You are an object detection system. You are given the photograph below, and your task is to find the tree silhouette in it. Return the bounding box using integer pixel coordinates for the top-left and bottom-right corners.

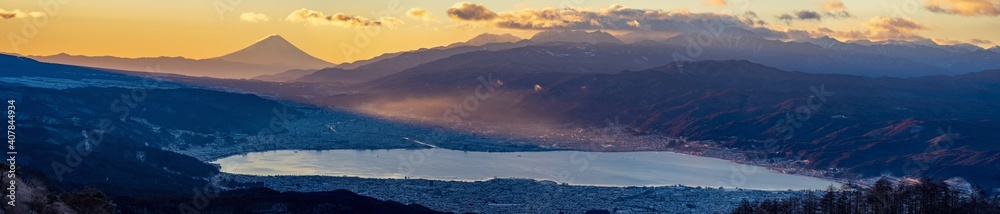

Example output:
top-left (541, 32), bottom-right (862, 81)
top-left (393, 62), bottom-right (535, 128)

top-left (731, 178), bottom-right (1000, 214)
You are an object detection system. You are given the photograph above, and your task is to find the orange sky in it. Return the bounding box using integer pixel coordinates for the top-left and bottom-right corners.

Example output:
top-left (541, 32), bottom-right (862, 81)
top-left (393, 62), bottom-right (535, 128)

top-left (1, 0), bottom-right (997, 64)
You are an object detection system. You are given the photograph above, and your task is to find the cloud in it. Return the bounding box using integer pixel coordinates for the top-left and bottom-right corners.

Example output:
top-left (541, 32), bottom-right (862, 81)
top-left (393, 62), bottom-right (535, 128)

top-left (778, 10), bottom-right (851, 23)
top-left (824, 11), bottom-right (852, 19)
top-left (627, 20), bottom-right (640, 28)
top-left (285, 8), bottom-right (403, 28)
top-left (446, 3), bottom-right (762, 34)
top-left (778, 10), bottom-right (823, 22)
top-left (240, 12), bottom-right (270, 23)
top-left (925, 0), bottom-right (1000, 16)
top-left (969, 38), bottom-right (993, 45)
top-left (407, 8), bottom-right (437, 21)
top-left (823, 0), bottom-right (846, 10)
top-left (865, 16), bottom-right (928, 34)
top-left (794, 10), bottom-right (823, 21)
top-left (739, 11), bottom-right (768, 26)
top-left (702, 0), bottom-right (727, 7)
top-left (447, 2), bottom-right (497, 21)
top-left (792, 16), bottom-right (931, 42)
top-left (0, 8), bottom-right (44, 19)
top-left (777, 14), bottom-right (795, 22)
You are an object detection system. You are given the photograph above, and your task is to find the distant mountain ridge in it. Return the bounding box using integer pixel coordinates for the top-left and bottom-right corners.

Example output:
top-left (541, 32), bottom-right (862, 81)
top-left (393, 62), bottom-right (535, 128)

top-left (294, 34), bottom-right (534, 84)
top-left (530, 30), bottom-right (624, 44)
top-left (330, 33), bottom-right (523, 71)
top-left (790, 36), bottom-right (1000, 74)
top-left (30, 35), bottom-right (333, 79)
top-left (30, 54), bottom-right (290, 79)
top-left (298, 28), bottom-right (999, 85)
top-left (444, 33), bottom-right (523, 48)
top-left (251, 69), bottom-right (318, 82)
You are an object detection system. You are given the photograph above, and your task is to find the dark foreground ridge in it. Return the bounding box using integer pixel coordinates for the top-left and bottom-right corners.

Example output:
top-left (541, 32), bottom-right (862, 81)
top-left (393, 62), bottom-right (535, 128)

top-left (116, 188), bottom-right (445, 214)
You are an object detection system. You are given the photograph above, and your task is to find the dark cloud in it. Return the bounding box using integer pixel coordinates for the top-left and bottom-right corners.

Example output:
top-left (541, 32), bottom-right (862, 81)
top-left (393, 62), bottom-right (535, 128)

top-left (447, 2), bottom-right (497, 21)
top-left (739, 11), bottom-right (767, 27)
top-left (795, 10), bottom-right (823, 21)
top-left (778, 10), bottom-right (852, 23)
top-left (970, 38), bottom-right (993, 45)
top-left (777, 11), bottom-right (822, 23)
top-left (777, 14), bottom-right (795, 22)
top-left (824, 11), bottom-right (852, 19)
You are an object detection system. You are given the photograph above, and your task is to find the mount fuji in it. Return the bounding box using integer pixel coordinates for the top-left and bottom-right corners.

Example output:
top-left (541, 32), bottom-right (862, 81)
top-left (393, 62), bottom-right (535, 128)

top-left (213, 35), bottom-right (334, 69)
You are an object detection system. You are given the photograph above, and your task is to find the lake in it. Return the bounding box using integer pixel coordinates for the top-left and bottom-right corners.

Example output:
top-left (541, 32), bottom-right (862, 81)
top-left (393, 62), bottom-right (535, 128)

top-left (212, 149), bottom-right (839, 190)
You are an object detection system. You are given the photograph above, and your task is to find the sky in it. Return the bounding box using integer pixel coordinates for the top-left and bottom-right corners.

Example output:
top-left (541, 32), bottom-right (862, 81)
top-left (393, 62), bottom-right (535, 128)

top-left (1, 0), bottom-right (998, 63)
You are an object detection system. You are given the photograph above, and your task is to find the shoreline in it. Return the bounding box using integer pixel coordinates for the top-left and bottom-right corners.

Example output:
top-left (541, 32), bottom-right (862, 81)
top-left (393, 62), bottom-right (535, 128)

top-left (209, 147), bottom-right (844, 191)
top-left (216, 173), bottom-right (809, 213)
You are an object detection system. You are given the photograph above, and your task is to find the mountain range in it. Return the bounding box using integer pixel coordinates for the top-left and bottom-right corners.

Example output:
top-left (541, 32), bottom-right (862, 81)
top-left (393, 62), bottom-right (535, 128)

top-left (288, 30), bottom-right (690, 84)
top-left (289, 29), bottom-right (998, 86)
top-left (530, 30), bottom-right (624, 44)
top-left (443, 33), bottom-right (523, 48)
top-left (29, 29), bottom-right (997, 82)
top-left (268, 30), bottom-right (649, 84)
top-left (292, 41), bottom-right (531, 84)
top-left (30, 35), bottom-right (334, 79)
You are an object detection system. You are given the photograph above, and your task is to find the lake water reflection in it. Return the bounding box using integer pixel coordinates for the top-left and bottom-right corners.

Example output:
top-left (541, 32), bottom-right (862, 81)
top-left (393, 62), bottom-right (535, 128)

top-left (212, 149), bottom-right (839, 190)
